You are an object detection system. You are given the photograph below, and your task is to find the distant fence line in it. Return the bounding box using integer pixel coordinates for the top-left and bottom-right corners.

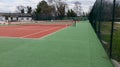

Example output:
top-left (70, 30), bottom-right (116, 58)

top-left (32, 14), bottom-right (88, 21)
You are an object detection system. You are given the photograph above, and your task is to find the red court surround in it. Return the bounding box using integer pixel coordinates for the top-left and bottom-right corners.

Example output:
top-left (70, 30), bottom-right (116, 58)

top-left (0, 25), bottom-right (67, 38)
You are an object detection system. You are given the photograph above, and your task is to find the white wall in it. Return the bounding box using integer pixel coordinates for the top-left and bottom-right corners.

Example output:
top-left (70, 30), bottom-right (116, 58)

top-left (18, 17), bottom-right (32, 22)
top-left (0, 16), bottom-right (32, 22)
top-left (0, 16), bottom-right (5, 21)
top-left (0, 16), bottom-right (8, 24)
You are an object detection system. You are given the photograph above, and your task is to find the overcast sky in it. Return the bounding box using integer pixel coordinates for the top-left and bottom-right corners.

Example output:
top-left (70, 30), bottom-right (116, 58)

top-left (0, 0), bottom-right (95, 13)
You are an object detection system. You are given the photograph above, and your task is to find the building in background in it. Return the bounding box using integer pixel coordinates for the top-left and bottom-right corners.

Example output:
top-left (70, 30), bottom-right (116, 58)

top-left (0, 13), bottom-right (32, 22)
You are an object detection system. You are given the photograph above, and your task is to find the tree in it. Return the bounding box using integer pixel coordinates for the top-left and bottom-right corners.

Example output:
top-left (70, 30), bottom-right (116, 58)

top-left (115, 2), bottom-right (120, 18)
top-left (16, 5), bottom-right (25, 13)
top-left (57, 2), bottom-right (66, 19)
top-left (35, 0), bottom-right (53, 15)
top-left (81, 12), bottom-right (88, 17)
top-left (27, 6), bottom-right (32, 14)
top-left (47, 0), bottom-right (67, 19)
top-left (67, 9), bottom-right (77, 17)
top-left (34, 0), bottom-right (55, 20)
top-left (102, 1), bottom-right (113, 21)
top-left (67, 10), bottom-right (71, 17)
top-left (74, 1), bottom-right (82, 16)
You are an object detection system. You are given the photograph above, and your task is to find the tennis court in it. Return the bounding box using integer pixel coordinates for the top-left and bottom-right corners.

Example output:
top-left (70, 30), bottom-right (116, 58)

top-left (0, 21), bottom-right (114, 67)
top-left (0, 21), bottom-right (71, 38)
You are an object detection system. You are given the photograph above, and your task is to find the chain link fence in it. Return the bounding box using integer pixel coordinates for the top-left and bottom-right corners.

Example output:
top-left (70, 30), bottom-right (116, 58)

top-left (89, 0), bottom-right (120, 62)
top-left (32, 13), bottom-right (88, 21)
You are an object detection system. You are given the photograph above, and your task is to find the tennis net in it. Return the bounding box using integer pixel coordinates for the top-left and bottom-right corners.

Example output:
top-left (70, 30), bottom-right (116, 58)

top-left (9, 20), bottom-right (76, 27)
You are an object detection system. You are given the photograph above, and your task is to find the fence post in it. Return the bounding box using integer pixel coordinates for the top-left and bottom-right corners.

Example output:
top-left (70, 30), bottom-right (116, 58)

top-left (98, 0), bottom-right (103, 39)
top-left (110, 0), bottom-right (116, 58)
top-left (94, 2), bottom-right (98, 33)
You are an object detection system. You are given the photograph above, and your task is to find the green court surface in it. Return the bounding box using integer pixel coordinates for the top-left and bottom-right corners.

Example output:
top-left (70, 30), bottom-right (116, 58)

top-left (0, 21), bottom-right (114, 67)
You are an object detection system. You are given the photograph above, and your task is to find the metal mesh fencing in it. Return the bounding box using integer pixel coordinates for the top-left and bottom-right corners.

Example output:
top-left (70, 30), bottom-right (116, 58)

top-left (89, 0), bottom-right (120, 61)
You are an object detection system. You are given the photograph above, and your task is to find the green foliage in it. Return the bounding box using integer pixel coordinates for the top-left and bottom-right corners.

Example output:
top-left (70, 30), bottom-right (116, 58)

top-left (101, 22), bottom-right (120, 61)
top-left (34, 0), bottom-right (56, 20)
top-left (34, 0), bottom-right (67, 20)
top-left (35, 0), bottom-right (53, 15)
top-left (67, 9), bottom-right (77, 17)
top-left (56, 3), bottom-right (66, 19)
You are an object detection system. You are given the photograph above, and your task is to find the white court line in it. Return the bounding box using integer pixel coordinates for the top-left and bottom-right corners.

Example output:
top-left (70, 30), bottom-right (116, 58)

top-left (0, 26), bottom-right (68, 39)
top-left (16, 26), bottom-right (51, 30)
top-left (16, 27), bottom-right (30, 29)
top-left (17, 26), bottom-right (52, 30)
top-left (0, 26), bottom-right (28, 30)
top-left (38, 26), bottom-right (68, 39)
top-left (22, 26), bottom-right (61, 38)
top-left (0, 26), bottom-right (52, 31)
